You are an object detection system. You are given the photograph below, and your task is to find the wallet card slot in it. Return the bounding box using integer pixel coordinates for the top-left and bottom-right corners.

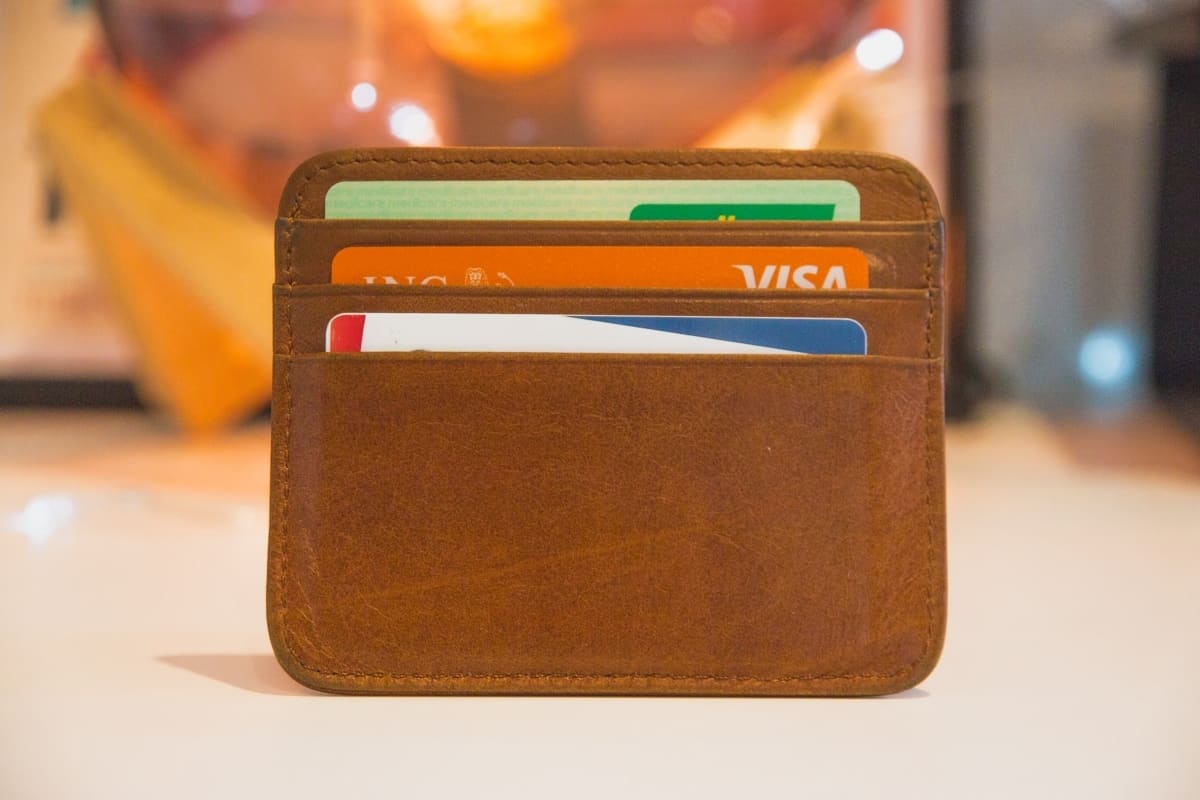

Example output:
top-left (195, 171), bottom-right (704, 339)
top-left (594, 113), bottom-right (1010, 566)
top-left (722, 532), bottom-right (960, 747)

top-left (279, 283), bottom-right (933, 299)
top-left (268, 350), bottom-right (945, 695)
top-left (278, 218), bottom-right (941, 291)
top-left (276, 289), bottom-right (939, 360)
top-left (277, 147), bottom-right (941, 224)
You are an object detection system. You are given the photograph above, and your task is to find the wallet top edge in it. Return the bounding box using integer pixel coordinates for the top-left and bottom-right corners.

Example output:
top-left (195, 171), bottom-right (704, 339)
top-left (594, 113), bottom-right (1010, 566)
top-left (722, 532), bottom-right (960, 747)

top-left (276, 147), bottom-right (942, 226)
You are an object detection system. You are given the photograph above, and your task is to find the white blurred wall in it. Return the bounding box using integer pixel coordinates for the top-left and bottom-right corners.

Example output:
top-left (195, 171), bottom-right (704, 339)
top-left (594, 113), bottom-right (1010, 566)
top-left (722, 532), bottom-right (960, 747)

top-left (972, 0), bottom-right (1159, 409)
top-left (0, 2), bottom-right (132, 377)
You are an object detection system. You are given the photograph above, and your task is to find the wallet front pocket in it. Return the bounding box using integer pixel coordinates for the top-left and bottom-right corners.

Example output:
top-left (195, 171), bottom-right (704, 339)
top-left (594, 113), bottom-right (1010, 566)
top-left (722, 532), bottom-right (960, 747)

top-left (281, 218), bottom-right (940, 290)
top-left (278, 286), bottom-right (938, 360)
top-left (268, 350), bottom-right (945, 695)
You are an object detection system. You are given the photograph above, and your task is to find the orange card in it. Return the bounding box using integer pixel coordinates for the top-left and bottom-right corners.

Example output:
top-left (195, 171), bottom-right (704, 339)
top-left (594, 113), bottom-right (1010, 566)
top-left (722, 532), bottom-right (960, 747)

top-left (331, 245), bottom-right (869, 290)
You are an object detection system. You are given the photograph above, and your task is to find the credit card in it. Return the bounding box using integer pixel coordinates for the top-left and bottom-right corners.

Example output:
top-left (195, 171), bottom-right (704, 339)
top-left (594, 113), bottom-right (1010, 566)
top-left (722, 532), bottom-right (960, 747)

top-left (324, 180), bottom-right (860, 221)
top-left (327, 313), bottom-right (867, 355)
top-left (332, 245), bottom-right (869, 290)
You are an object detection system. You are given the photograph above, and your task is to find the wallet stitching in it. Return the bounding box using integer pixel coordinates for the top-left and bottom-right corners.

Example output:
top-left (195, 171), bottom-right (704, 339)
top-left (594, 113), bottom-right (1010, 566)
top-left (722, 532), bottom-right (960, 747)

top-left (921, 193), bottom-right (938, 685)
top-left (275, 265), bottom-right (293, 664)
top-left (273, 153), bottom-right (941, 687)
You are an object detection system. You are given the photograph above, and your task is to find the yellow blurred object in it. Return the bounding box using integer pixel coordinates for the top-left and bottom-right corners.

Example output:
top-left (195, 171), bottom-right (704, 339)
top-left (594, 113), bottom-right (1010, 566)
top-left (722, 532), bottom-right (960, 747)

top-left (413, 0), bottom-right (574, 77)
top-left (697, 51), bottom-right (874, 149)
top-left (35, 73), bottom-right (273, 431)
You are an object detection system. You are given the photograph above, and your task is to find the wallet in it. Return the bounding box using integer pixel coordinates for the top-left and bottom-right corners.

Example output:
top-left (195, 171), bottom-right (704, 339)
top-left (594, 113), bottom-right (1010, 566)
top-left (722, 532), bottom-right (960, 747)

top-left (267, 148), bottom-right (946, 696)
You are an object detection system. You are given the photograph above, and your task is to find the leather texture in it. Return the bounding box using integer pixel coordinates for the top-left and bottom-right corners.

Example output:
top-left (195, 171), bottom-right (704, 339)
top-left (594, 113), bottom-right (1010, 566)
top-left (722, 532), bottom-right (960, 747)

top-left (268, 148), bottom-right (946, 696)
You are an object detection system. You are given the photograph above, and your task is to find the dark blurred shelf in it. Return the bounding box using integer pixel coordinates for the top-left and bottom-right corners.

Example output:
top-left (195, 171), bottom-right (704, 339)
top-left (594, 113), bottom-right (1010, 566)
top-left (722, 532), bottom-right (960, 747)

top-left (1116, 2), bottom-right (1200, 57)
top-left (1112, 2), bottom-right (1200, 426)
top-left (0, 378), bottom-right (143, 409)
top-left (1164, 392), bottom-right (1200, 440)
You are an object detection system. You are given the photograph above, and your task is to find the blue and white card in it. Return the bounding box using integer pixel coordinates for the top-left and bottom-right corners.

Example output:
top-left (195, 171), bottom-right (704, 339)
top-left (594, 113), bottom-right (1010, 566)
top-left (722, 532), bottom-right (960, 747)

top-left (327, 313), bottom-right (867, 355)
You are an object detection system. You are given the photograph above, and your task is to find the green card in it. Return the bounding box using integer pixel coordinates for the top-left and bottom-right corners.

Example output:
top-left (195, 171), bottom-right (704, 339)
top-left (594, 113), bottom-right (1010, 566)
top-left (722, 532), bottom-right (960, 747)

top-left (629, 203), bottom-right (836, 221)
top-left (324, 179), bottom-right (860, 221)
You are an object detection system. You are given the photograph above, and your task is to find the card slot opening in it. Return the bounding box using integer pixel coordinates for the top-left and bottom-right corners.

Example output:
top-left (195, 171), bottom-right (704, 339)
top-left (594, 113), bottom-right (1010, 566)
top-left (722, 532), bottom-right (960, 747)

top-left (278, 219), bottom-right (941, 290)
top-left (281, 351), bottom-right (938, 368)
top-left (277, 290), bottom-right (939, 360)
top-left (276, 147), bottom-right (942, 227)
top-left (279, 218), bottom-right (940, 234)
top-left (279, 220), bottom-right (940, 261)
top-left (276, 283), bottom-right (935, 302)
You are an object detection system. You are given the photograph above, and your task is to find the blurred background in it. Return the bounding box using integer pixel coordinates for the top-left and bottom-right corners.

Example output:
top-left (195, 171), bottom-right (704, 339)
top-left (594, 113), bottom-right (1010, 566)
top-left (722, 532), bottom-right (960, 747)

top-left (1, 0), bottom-right (1198, 460)
top-left (3, 5), bottom-right (1200, 791)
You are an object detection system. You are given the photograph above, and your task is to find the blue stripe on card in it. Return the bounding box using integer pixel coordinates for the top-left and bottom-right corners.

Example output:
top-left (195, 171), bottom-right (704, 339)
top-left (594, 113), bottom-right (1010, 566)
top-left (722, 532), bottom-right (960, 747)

top-left (571, 316), bottom-right (867, 355)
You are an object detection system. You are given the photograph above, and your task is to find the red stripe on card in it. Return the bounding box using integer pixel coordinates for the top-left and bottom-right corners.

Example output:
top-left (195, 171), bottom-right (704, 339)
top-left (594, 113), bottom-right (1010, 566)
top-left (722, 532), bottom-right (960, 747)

top-left (328, 313), bottom-right (366, 352)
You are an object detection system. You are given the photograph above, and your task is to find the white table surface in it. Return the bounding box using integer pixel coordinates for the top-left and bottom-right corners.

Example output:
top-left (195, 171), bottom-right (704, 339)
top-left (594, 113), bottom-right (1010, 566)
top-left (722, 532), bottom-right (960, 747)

top-left (2, 408), bottom-right (1198, 799)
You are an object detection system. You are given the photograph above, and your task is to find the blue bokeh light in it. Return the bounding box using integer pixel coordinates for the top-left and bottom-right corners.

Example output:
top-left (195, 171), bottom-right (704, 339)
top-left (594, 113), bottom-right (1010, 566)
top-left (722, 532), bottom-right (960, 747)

top-left (1078, 327), bottom-right (1139, 390)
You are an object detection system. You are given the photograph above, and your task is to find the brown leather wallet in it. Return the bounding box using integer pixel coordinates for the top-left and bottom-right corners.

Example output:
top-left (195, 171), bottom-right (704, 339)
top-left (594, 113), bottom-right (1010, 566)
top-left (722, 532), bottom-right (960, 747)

top-left (267, 148), bottom-right (946, 695)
